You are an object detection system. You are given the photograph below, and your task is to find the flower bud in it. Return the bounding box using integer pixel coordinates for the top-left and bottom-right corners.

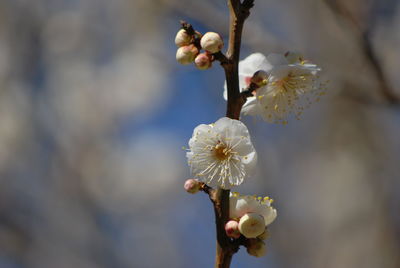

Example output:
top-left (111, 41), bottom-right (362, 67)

top-left (238, 213), bottom-right (265, 238)
top-left (194, 53), bottom-right (212, 70)
top-left (175, 29), bottom-right (191, 47)
top-left (251, 70), bottom-right (269, 87)
top-left (200, 32), bottom-right (223, 53)
top-left (246, 239), bottom-right (266, 257)
top-left (184, 178), bottom-right (200, 194)
top-left (176, 45), bottom-right (199, 65)
top-left (225, 220), bottom-right (241, 239)
top-left (257, 228), bottom-right (269, 240)
top-left (284, 51), bottom-right (304, 64)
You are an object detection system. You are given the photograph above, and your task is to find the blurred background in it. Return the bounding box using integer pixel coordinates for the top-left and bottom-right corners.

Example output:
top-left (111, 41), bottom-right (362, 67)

top-left (0, 0), bottom-right (399, 267)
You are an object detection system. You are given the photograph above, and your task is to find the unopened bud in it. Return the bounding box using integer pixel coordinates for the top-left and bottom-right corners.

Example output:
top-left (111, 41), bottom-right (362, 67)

top-left (194, 53), bottom-right (212, 70)
top-left (175, 29), bottom-right (192, 47)
top-left (176, 45), bottom-right (199, 65)
top-left (285, 51), bottom-right (304, 64)
top-left (225, 220), bottom-right (241, 239)
top-left (251, 70), bottom-right (269, 87)
top-left (246, 238), bottom-right (266, 257)
top-left (184, 178), bottom-right (201, 194)
top-left (238, 213), bottom-right (265, 238)
top-left (257, 228), bottom-right (269, 240)
top-left (200, 32), bottom-right (223, 53)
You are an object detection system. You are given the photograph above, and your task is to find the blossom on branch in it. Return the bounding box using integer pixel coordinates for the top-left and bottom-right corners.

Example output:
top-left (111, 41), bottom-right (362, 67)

top-left (229, 192), bottom-right (277, 227)
top-left (223, 52), bottom-right (326, 123)
top-left (186, 117), bottom-right (257, 189)
top-left (256, 54), bottom-right (323, 124)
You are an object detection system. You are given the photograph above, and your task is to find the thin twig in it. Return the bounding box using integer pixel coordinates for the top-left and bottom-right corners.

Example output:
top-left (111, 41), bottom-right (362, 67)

top-left (180, 20), bottom-right (202, 49)
top-left (213, 51), bottom-right (230, 65)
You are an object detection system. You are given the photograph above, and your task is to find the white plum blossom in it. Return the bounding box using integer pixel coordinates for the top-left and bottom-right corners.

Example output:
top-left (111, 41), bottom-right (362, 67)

top-left (229, 192), bottom-right (277, 226)
top-left (256, 53), bottom-right (323, 124)
top-left (223, 52), bottom-right (326, 123)
top-left (186, 117), bottom-right (257, 189)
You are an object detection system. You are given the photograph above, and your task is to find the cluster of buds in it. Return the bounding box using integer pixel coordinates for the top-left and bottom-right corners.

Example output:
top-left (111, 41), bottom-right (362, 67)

top-left (175, 22), bottom-right (223, 70)
top-left (225, 192), bottom-right (277, 257)
top-left (183, 183), bottom-right (276, 258)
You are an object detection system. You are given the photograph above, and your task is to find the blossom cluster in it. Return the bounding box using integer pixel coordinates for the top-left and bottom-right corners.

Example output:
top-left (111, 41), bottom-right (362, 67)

top-left (184, 117), bottom-right (276, 257)
top-left (175, 27), bottom-right (223, 70)
top-left (226, 192), bottom-right (277, 257)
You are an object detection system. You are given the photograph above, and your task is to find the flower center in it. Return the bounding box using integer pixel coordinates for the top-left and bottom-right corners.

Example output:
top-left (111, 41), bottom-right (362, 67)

top-left (213, 142), bottom-right (230, 161)
top-left (272, 72), bottom-right (307, 93)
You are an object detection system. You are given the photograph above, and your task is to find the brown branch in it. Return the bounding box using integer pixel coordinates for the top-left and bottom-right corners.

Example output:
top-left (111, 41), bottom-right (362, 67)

top-left (213, 51), bottom-right (230, 65)
top-left (180, 20), bottom-right (202, 50)
top-left (199, 184), bottom-right (244, 268)
top-left (211, 1), bottom-right (255, 267)
top-left (180, 20), bottom-right (196, 35)
top-left (324, 0), bottom-right (400, 104)
top-left (183, 1), bottom-right (255, 266)
top-left (240, 82), bottom-right (259, 98)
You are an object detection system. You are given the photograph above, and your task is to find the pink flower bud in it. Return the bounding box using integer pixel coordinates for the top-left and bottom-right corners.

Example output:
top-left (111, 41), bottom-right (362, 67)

top-left (176, 45), bottom-right (199, 65)
top-left (175, 29), bottom-right (191, 47)
top-left (250, 70), bottom-right (269, 87)
top-left (238, 213), bottom-right (265, 238)
top-left (225, 220), bottom-right (241, 239)
top-left (194, 53), bottom-right (212, 70)
top-left (200, 32), bottom-right (223, 53)
top-left (184, 178), bottom-right (200, 194)
top-left (246, 238), bottom-right (266, 257)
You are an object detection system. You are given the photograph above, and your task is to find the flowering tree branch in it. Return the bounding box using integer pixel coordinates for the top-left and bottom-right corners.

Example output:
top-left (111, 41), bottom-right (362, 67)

top-left (224, 0), bottom-right (254, 120)
top-left (182, 1), bottom-right (256, 267)
top-left (211, 1), bottom-right (254, 267)
top-left (179, 0), bottom-right (322, 266)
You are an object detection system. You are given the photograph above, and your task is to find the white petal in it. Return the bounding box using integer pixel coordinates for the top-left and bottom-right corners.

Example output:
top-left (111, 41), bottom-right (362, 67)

top-left (229, 195), bottom-right (240, 218)
top-left (239, 53), bottom-right (269, 75)
top-left (223, 82), bottom-right (228, 100)
top-left (213, 117), bottom-right (249, 139)
top-left (268, 65), bottom-right (292, 82)
top-left (241, 97), bottom-right (261, 115)
top-left (234, 196), bottom-right (258, 217)
top-left (191, 123), bottom-right (212, 137)
top-left (263, 208), bottom-right (277, 226)
top-left (242, 151), bottom-right (257, 177)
